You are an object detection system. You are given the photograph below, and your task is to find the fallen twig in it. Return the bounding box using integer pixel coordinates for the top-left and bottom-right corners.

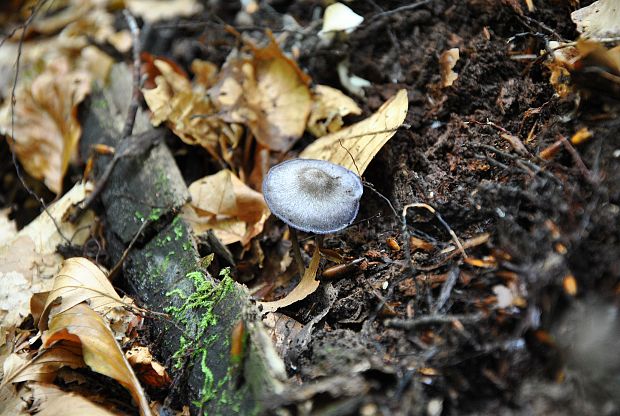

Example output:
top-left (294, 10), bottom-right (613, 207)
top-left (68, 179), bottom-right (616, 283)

top-left (69, 11), bottom-right (143, 222)
top-left (384, 312), bottom-right (484, 330)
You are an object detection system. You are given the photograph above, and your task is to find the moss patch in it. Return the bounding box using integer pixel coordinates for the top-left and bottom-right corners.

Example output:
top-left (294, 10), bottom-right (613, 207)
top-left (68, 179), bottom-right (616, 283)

top-left (165, 268), bottom-right (239, 410)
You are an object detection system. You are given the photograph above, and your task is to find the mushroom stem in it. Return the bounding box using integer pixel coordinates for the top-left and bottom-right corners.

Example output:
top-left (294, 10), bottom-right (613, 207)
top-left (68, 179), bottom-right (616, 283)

top-left (290, 228), bottom-right (306, 277)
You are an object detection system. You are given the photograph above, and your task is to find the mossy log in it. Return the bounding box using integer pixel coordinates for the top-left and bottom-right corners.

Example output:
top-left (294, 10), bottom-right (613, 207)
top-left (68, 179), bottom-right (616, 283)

top-left (78, 64), bottom-right (284, 415)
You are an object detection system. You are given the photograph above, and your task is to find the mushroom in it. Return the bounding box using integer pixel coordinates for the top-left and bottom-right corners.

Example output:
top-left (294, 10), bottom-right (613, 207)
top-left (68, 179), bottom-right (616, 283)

top-left (263, 158), bottom-right (363, 276)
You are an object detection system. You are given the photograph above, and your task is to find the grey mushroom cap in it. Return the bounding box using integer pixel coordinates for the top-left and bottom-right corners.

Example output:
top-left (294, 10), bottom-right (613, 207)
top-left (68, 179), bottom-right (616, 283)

top-left (263, 159), bottom-right (364, 234)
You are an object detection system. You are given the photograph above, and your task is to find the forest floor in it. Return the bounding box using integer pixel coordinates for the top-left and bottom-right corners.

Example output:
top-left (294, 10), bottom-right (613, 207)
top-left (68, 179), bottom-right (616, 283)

top-left (1, 1), bottom-right (619, 415)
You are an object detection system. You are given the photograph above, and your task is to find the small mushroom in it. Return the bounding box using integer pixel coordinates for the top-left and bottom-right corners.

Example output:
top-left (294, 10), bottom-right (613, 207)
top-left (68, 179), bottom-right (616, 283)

top-left (263, 158), bottom-right (363, 276)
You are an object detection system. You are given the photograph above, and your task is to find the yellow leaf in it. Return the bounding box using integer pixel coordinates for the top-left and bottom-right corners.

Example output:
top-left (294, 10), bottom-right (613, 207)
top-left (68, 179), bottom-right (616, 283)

top-left (259, 246), bottom-right (321, 313)
top-left (307, 85), bottom-right (362, 137)
top-left (185, 170), bottom-right (270, 246)
top-left (43, 303), bottom-right (151, 416)
top-left (300, 89), bottom-right (408, 175)
top-left (0, 57), bottom-right (91, 194)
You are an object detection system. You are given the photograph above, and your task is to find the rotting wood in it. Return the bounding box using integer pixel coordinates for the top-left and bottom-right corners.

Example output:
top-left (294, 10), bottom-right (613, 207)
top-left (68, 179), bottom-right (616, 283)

top-left (78, 64), bottom-right (284, 415)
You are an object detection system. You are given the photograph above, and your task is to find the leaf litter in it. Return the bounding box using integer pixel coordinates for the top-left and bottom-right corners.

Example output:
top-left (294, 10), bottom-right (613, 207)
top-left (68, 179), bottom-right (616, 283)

top-left (3, 0), bottom-right (620, 414)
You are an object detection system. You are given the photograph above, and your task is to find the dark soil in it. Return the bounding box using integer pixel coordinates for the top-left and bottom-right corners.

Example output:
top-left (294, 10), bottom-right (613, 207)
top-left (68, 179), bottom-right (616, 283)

top-left (242, 1), bottom-right (619, 414)
top-left (3, 0), bottom-right (619, 415)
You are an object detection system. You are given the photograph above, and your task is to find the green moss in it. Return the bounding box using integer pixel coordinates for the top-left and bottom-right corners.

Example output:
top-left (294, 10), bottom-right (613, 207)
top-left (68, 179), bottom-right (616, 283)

top-left (135, 207), bottom-right (163, 223)
top-left (165, 269), bottom-right (238, 410)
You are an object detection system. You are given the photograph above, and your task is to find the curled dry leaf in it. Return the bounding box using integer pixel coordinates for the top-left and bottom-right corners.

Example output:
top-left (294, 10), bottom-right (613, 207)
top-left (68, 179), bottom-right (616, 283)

top-left (40, 258), bottom-right (129, 332)
top-left (125, 346), bottom-right (171, 389)
top-left (185, 170), bottom-right (270, 246)
top-left (0, 57), bottom-right (91, 194)
top-left (0, 182), bottom-right (95, 331)
top-left (28, 382), bottom-right (117, 416)
top-left (259, 246), bottom-right (321, 313)
top-left (300, 89), bottom-right (409, 175)
top-left (2, 344), bottom-right (84, 386)
top-left (42, 303), bottom-right (151, 416)
top-left (571, 0), bottom-right (620, 39)
top-left (211, 34), bottom-right (312, 152)
top-left (142, 59), bottom-right (242, 152)
top-left (439, 48), bottom-right (460, 87)
top-left (307, 85), bottom-right (362, 137)
top-left (39, 257), bottom-right (135, 336)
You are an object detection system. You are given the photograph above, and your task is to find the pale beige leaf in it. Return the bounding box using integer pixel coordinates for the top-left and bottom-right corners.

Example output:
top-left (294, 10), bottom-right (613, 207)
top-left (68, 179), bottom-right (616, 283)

top-left (0, 208), bottom-right (17, 241)
top-left (28, 382), bottom-right (117, 416)
top-left (0, 57), bottom-right (91, 194)
top-left (439, 48), bottom-right (460, 87)
top-left (259, 246), bottom-right (321, 313)
top-left (572, 0), bottom-right (620, 38)
top-left (186, 170), bottom-right (271, 245)
top-left (300, 89), bottom-right (409, 175)
top-left (40, 258), bottom-right (126, 331)
top-left (0, 383), bottom-right (28, 416)
top-left (0, 182), bottom-right (95, 330)
top-left (43, 303), bottom-right (151, 416)
top-left (126, 0), bottom-right (203, 23)
top-left (307, 85), bottom-right (362, 137)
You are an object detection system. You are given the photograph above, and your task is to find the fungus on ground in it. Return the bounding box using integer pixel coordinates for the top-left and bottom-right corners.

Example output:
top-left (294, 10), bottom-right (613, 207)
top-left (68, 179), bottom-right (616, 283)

top-left (262, 158), bottom-right (363, 276)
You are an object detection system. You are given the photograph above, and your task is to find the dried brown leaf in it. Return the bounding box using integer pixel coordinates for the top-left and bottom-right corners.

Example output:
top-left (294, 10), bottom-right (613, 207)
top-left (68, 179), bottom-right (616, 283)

top-left (259, 246), bottom-right (321, 313)
top-left (28, 382), bottom-right (117, 416)
top-left (186, 170), bottom-right (270, 245)
top-left (0, 183), bottom-right (95, 330)
top-left (43, 303), bottom-right (151, 416)
top-left (0, 57), bottom-right (90, 193)
top-left (212, 36), bottom-right (312, 152)
top-left (143, 59), bottom-right (241, 151)
top-left (300, 89), bottom-right (408, 175)
top-left (2, 344), bottom-right (84, 386)
top-left (40, 258), bottom-right (127, 331)
top-left (125, 346), bottom-right (171, 389)
top-left (307, 85), bottom-right (362, 137)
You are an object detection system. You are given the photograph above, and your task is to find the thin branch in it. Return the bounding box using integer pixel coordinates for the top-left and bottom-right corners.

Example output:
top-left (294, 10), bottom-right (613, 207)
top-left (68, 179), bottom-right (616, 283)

top-left (121, 10), bottom-right (142, 138)
top-left (385, 312), bottom-right (484, 330)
